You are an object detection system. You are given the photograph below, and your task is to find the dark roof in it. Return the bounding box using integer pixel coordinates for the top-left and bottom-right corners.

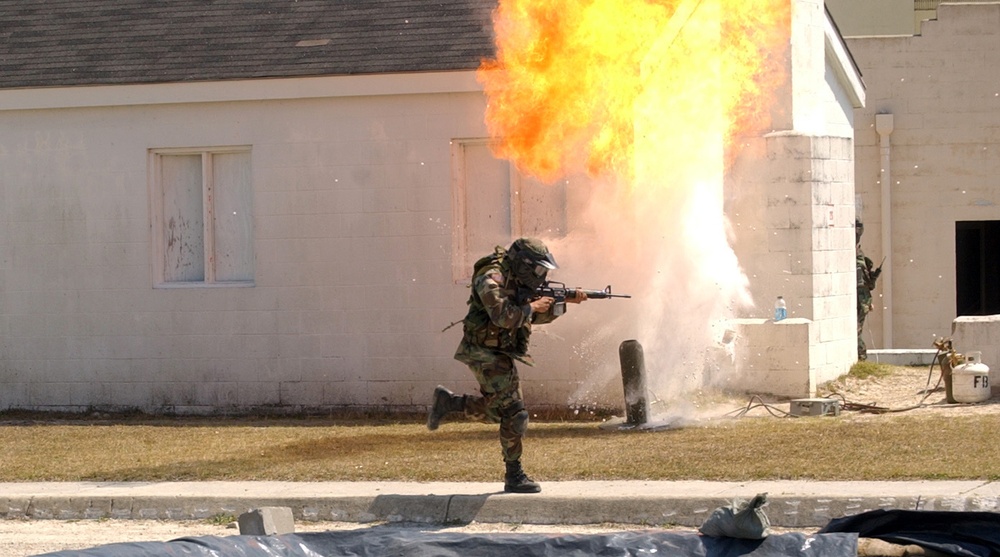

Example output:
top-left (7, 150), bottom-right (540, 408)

top-left (0, 0), bottom-right (497, 89)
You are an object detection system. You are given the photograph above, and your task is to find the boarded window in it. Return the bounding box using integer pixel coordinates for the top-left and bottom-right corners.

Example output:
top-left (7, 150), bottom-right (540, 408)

top-left (450, 139), bottom-right (567, 282)
top-left (151, 147), bottom-right (253, 286)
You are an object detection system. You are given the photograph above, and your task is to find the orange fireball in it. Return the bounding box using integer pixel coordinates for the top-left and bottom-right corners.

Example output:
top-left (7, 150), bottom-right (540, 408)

top-left (478, 0), bottom-right (789, 186)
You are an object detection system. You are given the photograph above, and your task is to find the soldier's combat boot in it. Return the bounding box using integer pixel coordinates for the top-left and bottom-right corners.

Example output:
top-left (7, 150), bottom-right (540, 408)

top-left (504, 460), bottom-right (541, 494)
top-left (426, 386), bottom-right (464, 431)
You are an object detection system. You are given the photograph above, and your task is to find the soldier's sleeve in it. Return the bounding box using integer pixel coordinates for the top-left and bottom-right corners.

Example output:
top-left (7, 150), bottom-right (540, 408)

top-left (865, 272), bottom-right (879, 290)
top-left (531, 307), bottom-right (559, 325)
top-left (474, 269), bottom-right (531, 330)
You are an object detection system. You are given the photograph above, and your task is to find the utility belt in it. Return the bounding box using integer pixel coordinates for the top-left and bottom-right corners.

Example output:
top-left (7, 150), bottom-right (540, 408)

top-left (466, 321), bottom-right (528, 354)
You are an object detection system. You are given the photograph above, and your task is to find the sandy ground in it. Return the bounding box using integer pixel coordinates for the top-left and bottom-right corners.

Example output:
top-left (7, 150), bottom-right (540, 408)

top-left (651, 363), bottom-right (999, 424)
top-left (1, 519), bottom-right (237, 557)
top-left (816, 363), bottom-right (1000, 418)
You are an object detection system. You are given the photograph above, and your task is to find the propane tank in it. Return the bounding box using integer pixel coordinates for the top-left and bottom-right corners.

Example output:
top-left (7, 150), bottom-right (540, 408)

top-left (952, 351), bottom-right (991, 403)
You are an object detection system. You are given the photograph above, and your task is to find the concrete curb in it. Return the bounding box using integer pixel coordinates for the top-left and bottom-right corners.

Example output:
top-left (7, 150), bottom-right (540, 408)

top-left (2, 481), bottom-right (998, 528)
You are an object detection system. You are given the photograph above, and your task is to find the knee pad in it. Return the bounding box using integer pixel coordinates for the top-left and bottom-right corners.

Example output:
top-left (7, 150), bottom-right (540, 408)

top-left (509, 409), bottom-right (529, 435)
top-left (501, 401), bottom-right (529, 435)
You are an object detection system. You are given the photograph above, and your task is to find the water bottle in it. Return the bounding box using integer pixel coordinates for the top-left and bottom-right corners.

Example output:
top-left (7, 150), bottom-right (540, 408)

top-left (774, 296), bottom-right (787, 321)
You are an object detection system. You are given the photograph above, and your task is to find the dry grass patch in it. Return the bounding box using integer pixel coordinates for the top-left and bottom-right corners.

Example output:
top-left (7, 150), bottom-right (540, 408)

top-left (2, 410), bottom-right (999, 482)
top-left (848, 361), bottom-right (894, 380)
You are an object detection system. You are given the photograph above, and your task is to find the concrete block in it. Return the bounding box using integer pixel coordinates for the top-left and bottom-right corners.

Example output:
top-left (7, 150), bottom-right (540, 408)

top-left (238, 506), bottom-right (295, 535)
top-left (951, 315), bottom-right (1000, 396)
top-left (725, 318), bottom-right (815, 397)
top-left (866, 349), bottom-right (939, 367)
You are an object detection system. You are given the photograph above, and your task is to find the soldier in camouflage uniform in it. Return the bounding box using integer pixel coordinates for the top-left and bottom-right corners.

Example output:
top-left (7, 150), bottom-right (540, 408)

top-left (427, 238), bottom-right (587, 493)
top-left (856, 219), bottom-right (881, 361)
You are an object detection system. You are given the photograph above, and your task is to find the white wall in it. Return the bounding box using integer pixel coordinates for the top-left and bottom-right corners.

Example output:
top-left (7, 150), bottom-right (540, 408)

top-left (721, 0), bottom-right (860, 394)
top-left (0, 72), bottom-right (628, 413)
top-left (847, 2), bottom-right (1000, 350)
top-left (0, 77), bottom-right (498, 413)
top-left (728, 132), bottom-right (857, 393)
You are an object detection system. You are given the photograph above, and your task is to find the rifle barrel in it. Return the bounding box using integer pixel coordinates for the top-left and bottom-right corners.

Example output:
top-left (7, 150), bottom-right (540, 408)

top-left (580, 287), bottom-right (631, 299)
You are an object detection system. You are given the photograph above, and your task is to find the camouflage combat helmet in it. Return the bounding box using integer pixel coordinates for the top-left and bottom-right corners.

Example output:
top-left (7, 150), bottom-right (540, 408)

top-left (507, 237), bottom-right (557, 289)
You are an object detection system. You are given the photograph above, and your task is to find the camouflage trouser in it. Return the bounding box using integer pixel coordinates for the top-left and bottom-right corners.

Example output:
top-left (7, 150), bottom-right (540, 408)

top-left (857, 305), bottom-right (869, 361)
top-left (463, 354), bottom-right (527, 463)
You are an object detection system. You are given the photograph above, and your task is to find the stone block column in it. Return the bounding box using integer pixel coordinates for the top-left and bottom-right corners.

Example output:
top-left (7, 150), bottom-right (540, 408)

top-left (727, 132), bottom-right (856, 395)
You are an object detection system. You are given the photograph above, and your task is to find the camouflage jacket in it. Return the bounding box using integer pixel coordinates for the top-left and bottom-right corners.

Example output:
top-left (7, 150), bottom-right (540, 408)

top-left (857, 249), bottom-right (878, 311)
top-left (454, 248), bottom-right (559, 367)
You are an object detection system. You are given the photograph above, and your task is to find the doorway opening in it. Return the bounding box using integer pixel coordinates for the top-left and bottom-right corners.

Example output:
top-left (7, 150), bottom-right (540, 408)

top-left (955, 220), bottom-right (1000, 316)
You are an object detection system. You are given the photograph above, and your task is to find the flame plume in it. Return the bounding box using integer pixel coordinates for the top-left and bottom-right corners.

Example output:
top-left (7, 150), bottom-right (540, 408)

top-left (479, 0), bottom-right (789, 184)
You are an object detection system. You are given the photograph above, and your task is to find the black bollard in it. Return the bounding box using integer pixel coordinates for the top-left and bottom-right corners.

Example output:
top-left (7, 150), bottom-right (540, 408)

top-left (618, 340), bottom-right (649, 426)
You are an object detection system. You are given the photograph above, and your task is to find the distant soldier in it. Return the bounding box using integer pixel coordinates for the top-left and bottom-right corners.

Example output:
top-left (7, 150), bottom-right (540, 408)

top-left (856, 219), bottom-right (881, 360)
top-left (428, 238), bottom-right (587, 493)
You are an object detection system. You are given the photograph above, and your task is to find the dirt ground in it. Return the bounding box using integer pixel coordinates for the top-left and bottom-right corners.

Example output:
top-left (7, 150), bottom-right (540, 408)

top-left (658, 363), bottom-right (999, 424)
top-left (815, 363), bottom-right (1000, 418)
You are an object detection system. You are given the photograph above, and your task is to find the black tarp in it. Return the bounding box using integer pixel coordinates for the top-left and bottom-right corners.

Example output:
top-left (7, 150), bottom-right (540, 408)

top-left (38, 510), bottom-right (1000, 557)
top-left (819, 509), bottom-right (1000, 557)
top-left (36, 527), bottom-right (857, 557)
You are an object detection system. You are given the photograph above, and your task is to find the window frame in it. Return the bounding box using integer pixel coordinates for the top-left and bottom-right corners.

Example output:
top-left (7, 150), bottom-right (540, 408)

top-left (450, 138), bottom-right (572, 284)
top-left (449, 138), bottom-right (523, 284)
top-left (148, 145), bottom-right (254, 288)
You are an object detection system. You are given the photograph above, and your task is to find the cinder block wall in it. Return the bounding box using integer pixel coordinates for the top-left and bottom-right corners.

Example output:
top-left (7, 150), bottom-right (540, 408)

top-left (721, 0), bottom-right (859, 397)
top-left (847, 3), bottom-right (1000, 349)
top-left (0, 89), bottom-right (487, 413)
top-left (728, 133), bottom-right (856, 395)
top-left (724, 318), bottom-right (815, 397)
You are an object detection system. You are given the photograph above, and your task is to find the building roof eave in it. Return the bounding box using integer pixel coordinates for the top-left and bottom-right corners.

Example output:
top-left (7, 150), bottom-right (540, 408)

top-left (825, 6), bottom-right (866, 109)
top-left (0, 70), bottom-right (485, 112)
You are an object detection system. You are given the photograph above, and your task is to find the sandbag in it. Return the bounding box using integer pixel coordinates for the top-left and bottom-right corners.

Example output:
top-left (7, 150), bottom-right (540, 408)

top-left (699, 492), bottom-right (771, 539)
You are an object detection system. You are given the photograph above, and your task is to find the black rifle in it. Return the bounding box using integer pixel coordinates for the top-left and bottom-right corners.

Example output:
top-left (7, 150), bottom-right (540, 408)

top-left (872, 256), bottom-right (886, 281)
top-left (535, 280), bottom-right (631, 316)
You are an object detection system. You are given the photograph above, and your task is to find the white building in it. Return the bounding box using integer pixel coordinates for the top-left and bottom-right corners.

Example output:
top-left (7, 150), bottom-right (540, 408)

top-left (0, 0), bottom-right (862, 414)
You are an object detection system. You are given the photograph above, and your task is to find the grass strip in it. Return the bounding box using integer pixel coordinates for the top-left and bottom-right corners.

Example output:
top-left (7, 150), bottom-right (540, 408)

top-left (1, 412), bottom-right (997, 482)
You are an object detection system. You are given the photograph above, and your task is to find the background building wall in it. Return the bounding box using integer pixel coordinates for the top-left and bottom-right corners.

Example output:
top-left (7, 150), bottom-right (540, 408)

top-left (825, 0), bottom-right (915, 37)
top-left (728, 132), bottom-right (856, 394)
top-left (847, 2), bottom-right (1000, 351)
top-left (826, 0), bottom-right (1000, 38)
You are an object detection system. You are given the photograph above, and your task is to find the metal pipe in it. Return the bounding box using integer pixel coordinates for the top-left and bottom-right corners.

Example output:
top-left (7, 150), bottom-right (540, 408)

top-left (875, 113), bottom-right (894, 348)
top-left (618, 340), bottom-right (649, 426)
